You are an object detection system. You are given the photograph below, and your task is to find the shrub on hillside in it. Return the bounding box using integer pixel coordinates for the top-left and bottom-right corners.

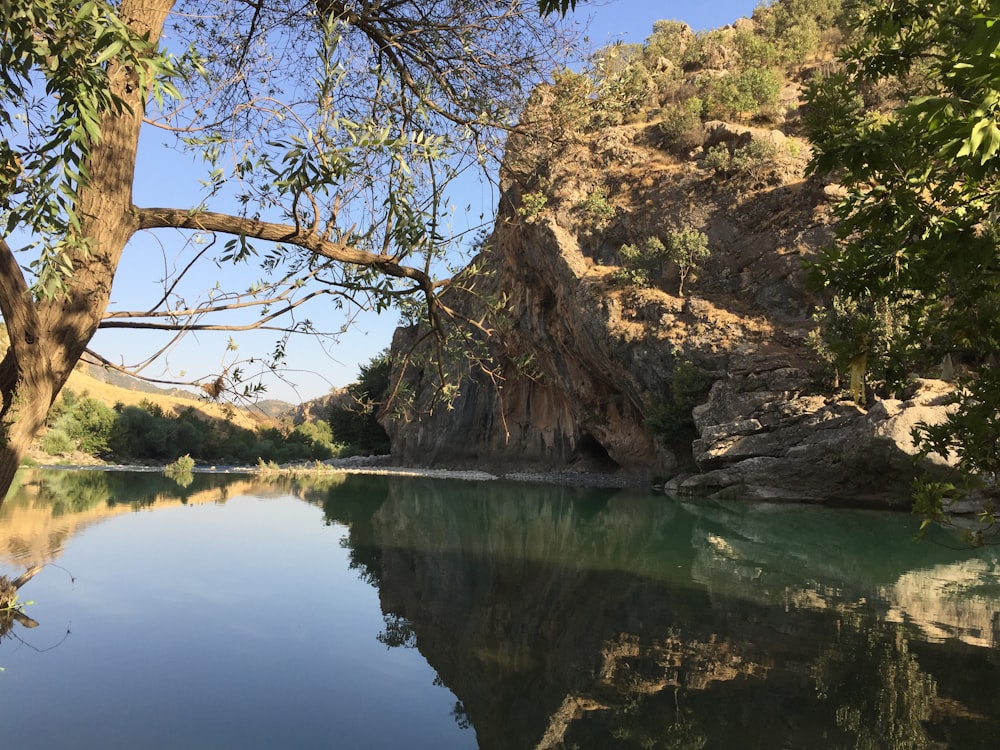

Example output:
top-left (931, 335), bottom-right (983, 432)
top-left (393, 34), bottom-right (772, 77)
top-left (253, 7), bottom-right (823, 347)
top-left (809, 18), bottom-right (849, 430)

top-left (647, 360), bottom-right (714, 440)
top-left (41, 428), bottom-right (74, 456)
top-left (752, 0), bottom-right (846, 64)
top-left (656, 100), bottom-right (704, 154)
top-left (703, 138), bottom-right (781, 187)
top-left (666, 227), bottom-right (711, 297)
top-left (591, 43), bottom-right (654, 126)
top-left (700, 67), bottom-right (781, 121)
top-left (644, 19), bottom-right (693, 68)
top-left (614, 236), bottom-right (669, 287)
top-left (681, 27), bottom-right (736, 71)
top-left (545, 67), bottom-right (595, 135)
top-left (579, 188), bottom-right (616, 230)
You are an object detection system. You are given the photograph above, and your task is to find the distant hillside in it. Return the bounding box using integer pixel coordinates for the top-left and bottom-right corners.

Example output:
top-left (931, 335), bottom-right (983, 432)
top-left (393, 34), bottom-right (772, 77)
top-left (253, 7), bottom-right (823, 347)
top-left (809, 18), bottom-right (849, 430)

top-left (80, 362), bottom-right (205, 400)
top-left (254, 399), bottom-right (299, 420)
top-left (62, 363), bottom-right (277, 432)
top-left (289, 388), bottom-right (352, 425)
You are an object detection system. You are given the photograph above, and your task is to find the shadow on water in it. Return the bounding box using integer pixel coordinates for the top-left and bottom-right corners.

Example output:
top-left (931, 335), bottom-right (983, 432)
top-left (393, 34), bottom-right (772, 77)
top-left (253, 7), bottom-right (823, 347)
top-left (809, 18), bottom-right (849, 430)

top-left (2, 469), bottom-right (999, 748)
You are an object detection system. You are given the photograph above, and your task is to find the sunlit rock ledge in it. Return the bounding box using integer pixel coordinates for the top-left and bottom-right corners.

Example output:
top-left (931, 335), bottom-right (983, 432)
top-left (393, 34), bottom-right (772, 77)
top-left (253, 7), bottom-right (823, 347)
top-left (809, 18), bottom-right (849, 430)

top-left (670, 375), bottom-right (960, 505)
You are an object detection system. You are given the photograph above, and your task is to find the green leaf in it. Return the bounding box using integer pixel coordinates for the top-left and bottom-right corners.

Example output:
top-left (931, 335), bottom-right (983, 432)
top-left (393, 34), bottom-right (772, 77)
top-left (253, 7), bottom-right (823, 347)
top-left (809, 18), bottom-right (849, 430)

top-left (94, 39), bottom-right (124, 64)
top-left (75, 1), bottom-right (97, 22)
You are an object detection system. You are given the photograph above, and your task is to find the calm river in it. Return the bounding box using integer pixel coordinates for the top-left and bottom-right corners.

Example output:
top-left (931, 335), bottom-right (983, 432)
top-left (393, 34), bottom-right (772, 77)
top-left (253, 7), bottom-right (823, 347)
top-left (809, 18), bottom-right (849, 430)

top-left (1, 469), bottom-right (998, 749)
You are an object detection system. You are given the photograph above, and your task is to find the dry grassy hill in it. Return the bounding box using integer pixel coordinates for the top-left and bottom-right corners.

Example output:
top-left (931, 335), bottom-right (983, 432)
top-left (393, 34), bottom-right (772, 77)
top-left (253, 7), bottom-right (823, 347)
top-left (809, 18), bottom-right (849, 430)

top-left (62, 364), bottom-right (277, 431)
top-left (17, 363), bottom-right (285, 465)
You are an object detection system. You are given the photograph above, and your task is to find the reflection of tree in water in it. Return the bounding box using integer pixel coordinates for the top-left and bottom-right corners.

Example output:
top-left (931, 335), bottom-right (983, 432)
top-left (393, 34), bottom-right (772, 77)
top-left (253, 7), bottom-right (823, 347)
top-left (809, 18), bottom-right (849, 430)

top-left (28, 470), bottom-right (238, 512)
top-left (321, 475), bottom-right (390, 588)
top-left (813, 618), bottom-right (937, 750)
top-left (377, 613), bottom-right (417, 649)
top-left (608, 686), bottom-right (706, 750)
top-left (36, 471), bottom-right (112, 515)
top-left (1, 567), bottom-right (41, 646)
top-left (314, 475), bottom-right (1000, 748)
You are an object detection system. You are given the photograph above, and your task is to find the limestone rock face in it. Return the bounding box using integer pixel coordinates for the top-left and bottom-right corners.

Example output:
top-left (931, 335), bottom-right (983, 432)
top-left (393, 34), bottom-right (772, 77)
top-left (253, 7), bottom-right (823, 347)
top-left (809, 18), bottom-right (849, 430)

top-left (385, 217), bottom-right (668, 474)
top-left (382, 113), bottom-right (960, 505)
top-left (674, 367), bottom-right (957, 505)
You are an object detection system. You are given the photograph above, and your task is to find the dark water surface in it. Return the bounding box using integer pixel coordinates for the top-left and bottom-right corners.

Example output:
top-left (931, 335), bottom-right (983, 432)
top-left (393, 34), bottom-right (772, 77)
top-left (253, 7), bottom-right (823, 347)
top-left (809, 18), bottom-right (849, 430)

top-left (1, 469), bottom-right (998, 749)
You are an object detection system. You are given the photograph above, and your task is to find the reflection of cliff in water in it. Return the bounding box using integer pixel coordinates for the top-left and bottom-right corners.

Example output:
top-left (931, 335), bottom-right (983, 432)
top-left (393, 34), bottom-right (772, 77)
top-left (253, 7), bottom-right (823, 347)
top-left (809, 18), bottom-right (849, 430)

top-left (324, 477), bottom-right (1000, 749)
top-left (684, 502), bottom-right (1000, 650)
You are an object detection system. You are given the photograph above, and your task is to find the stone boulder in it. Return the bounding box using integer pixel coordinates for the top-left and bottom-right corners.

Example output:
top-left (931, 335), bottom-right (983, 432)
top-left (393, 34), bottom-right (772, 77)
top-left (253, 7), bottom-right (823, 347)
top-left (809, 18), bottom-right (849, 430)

top-left (669, 369), bottom-right (957, 505)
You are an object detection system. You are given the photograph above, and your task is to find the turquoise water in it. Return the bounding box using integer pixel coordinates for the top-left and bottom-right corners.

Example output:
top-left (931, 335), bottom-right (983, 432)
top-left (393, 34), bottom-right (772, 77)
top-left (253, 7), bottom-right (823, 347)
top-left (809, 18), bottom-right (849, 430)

top-left (1, 469), bottom-right (998, 749)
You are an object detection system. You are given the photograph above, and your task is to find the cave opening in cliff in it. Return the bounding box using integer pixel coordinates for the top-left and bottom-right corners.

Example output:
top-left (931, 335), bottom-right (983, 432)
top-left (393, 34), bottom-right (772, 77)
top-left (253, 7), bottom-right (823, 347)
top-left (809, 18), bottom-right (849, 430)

top-left (571, 432), bottom-right (620, 472)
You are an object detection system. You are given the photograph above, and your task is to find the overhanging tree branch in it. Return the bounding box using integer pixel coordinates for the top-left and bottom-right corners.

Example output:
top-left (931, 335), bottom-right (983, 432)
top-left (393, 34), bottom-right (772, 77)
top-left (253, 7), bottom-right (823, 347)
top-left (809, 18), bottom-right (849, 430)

top-left (135, 206), bottom-right (442, 292)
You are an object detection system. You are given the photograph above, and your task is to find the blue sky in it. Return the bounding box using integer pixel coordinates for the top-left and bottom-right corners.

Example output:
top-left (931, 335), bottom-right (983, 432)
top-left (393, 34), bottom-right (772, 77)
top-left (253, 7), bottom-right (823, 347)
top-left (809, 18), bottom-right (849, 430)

top-left (578, 0), bottom-right (762, 44)
top-left (92, 0), bottom-right (763, 405)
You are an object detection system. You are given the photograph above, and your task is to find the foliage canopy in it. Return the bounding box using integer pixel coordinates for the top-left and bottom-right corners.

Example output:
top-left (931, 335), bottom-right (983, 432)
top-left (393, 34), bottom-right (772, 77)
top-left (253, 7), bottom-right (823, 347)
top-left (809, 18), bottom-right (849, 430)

top-left (806, 0), bottom-right (1000, 535)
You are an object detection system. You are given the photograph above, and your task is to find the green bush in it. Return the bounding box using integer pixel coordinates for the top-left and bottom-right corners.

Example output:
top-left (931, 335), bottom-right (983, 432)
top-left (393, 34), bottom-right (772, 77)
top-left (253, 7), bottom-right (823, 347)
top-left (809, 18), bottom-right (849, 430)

top-left (752, 0), bottom-right (846, 63)
top-left (545, 67), bottom-right (595, 134)
top-left (703, 138), bottom-right (780, 185)
top-left (328, 351), bottom-right (392, 454)
top-left (293, 419), bottom-right (339, 458)
top-left (579, 188), bottom-right (616, 230)
top-left (47, 393), bottom-right (116, 454)
top-left (166, 454), bottom-right (196, 473)
top-left (614, 236), bottom-right (669, 287)
top-left (734, 25), bottom-right (779, 68)
top-left (644, 20), bottom-right (693, 68)
top-left (164, 454), bottom-right (196, 488)
top-left (592, 44), bottom-right (653, 125)
top-left (808, 294), bottom-right (910, 402)
top-left (517, 190), bottom-right (548, 222)
top-left (666, 227), bottom-right (711, 297)
top-left (109, 404), bottom-right (172, 458)
top-left (647, 360), bottom-right (714, 439)
top-left (656, 100), bottom-right (704, 153)
top-left (681, 28), bottom-right (734, 71)
top-left (701, 67), bottom-right (781, 121)
top-left (41, 428), bottom-right (74, 456)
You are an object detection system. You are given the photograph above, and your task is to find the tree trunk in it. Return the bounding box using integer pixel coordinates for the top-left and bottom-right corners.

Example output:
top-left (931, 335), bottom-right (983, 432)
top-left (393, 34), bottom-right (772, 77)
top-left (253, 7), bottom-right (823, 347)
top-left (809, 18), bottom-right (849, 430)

top-left (0, 0), bottom-right (173, 503)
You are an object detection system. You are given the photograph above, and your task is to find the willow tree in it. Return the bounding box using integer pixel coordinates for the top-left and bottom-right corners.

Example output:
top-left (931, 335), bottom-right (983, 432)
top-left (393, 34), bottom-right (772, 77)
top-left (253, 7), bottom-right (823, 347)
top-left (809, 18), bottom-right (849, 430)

top-left (0, 0), bottom-right (571, 498)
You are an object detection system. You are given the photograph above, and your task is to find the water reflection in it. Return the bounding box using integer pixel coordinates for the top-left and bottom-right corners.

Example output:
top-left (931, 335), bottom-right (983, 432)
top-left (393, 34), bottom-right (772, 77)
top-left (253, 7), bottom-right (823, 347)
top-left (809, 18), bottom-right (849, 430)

top-left (1, 469), bottom-right (999, 749)
top-left (322, 476), bottom-right (1000, 749)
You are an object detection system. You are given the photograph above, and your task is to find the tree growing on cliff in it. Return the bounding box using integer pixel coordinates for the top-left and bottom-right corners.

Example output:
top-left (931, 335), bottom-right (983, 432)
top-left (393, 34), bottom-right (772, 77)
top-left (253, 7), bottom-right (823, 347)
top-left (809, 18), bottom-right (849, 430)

top-left (806, 0), bottom-right (1000, 535)
top-left (0, 0), bottom-right (569, 500)
top-left (666, 227), bottom-right (710, 297)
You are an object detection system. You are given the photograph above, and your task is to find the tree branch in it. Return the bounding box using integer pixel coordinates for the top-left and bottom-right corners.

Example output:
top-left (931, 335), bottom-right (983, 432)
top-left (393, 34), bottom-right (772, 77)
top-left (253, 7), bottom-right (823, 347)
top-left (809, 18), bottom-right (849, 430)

top-left (135, 206), bottom-right (443, 292)
top-left (99, 288), bottom-right (333, 332)
top-left (0, 237), bottom-right (43, 403)
top-left (0, 237), bottom-right (39, 360)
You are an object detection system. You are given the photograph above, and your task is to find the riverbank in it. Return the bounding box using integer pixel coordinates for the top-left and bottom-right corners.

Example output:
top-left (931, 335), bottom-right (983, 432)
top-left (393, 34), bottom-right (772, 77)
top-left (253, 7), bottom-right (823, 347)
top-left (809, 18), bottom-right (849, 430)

top-left (26, 452), bottom-right (652, 490)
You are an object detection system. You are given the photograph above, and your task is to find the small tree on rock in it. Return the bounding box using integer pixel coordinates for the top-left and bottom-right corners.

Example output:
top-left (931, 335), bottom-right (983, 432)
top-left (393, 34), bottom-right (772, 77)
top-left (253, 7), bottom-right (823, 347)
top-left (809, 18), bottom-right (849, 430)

top-left (666, 228), bottom-right (710, 297)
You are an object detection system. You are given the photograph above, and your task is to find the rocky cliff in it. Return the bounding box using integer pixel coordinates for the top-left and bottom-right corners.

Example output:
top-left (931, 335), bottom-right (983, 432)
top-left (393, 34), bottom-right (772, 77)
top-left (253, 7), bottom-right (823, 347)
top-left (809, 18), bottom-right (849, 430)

top-left (383, 35), bottom-right (957, 506)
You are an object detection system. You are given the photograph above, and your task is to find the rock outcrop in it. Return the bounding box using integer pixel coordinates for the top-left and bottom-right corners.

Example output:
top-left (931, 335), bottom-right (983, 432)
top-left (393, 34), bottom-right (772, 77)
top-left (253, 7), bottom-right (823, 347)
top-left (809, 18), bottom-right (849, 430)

top-left (382, 107), bottom-right (958, 506)
top-left (675, 367), bottom-right (956, 505)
